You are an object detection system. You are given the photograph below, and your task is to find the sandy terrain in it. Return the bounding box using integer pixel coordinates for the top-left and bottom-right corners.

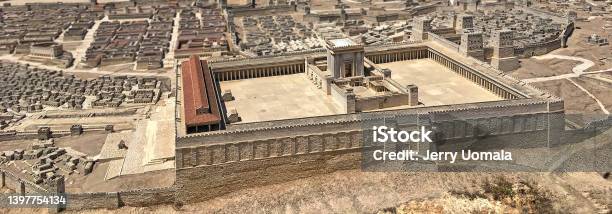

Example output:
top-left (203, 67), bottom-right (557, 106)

top-left (68, 163), bottom-right (174, 193)
top-left (511, 58), bottom-right (579, 80)
top-left (53, 133), bottom-right (108, 156)
top-left (530, 79), bottom-right (604, 115)
top-left (35, 171), bottom-right (606, 214)
top-left (573, 76), bottom-right (612, 114)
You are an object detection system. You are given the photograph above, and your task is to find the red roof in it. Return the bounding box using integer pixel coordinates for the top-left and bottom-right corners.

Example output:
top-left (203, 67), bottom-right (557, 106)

top-left (181, 55), bottom-right (221, 127)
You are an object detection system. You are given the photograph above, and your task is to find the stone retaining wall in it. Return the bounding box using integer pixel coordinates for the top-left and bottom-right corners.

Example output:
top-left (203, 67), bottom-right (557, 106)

top-left (175, 98), bottom-right (565, 203)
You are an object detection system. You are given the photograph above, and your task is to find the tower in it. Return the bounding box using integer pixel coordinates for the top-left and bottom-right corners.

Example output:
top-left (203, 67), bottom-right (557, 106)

top-left (326, 38), bottom-right (365, 79)
top-left (459, 29), bottom-right (484, 61)
top-left (411, 17), bottom-right (432, 41)
top-left (455, 14), bottom-right (474, 31)
top-left (491, 29), bottom-right (520, 71)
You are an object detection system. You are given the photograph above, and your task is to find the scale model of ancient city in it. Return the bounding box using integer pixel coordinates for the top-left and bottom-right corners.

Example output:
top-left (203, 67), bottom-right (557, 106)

top-left (0, 0), bottom-right (610, 213)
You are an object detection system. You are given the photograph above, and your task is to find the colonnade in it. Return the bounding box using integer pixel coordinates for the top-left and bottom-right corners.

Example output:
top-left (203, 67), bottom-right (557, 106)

top-left (366, 49), bottom-right (428, 64)
top-left (427, 49), bottom-right (518, 100)
top-left (216, 63), bottom-right (305, 81)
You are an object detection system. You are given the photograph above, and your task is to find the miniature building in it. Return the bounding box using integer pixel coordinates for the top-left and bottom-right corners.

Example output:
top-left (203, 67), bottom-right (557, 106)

top-left (118, 140), bottom-right (128, 149)
top-left (105, 125), bottom-right (114, 133)
top-left (491, 29), bottom-right (520, 71)
top-left (222, 90), bottom-right (234, 101)
top-left (227, 109), bottom-right (241, 123)
top-left (70, 124), bottom-right (83, 136)
top-left (37, 127), bottom-right (51, 140)
top-left (456, 0), bottom-right (479, 11)
top-left (411, 17), bottom-right (432, 41)
top-left (586, 34), bottom-right (609, 46)
top-left (325, 38), bottom-right (365, 79)
top-left (181, 55), bottom-right (222, 133)
top-left (566, 10), bottom-right (577, 23)
top-left (406, 84), bottom-right (419, 106)
top-left (459, 29), bottom-right (484, 61)
top-left (455, 14), bottom-right (474, 31)
top-left (30, 42), bottom-right (63, 59)
top-left (64, 28), bottom-right (88, 41)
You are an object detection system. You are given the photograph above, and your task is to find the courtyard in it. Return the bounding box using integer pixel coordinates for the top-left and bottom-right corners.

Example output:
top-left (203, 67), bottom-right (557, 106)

top-left (220, 73), bottom-right (344, 123)
top-left (379, 59), bottom-right (503, 106)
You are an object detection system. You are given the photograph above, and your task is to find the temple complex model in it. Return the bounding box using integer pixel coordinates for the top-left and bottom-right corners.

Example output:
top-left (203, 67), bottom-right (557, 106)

top-left (174, 34), bottom-right (567, 204)
top-left (0, 0), bottom-right (610, 213)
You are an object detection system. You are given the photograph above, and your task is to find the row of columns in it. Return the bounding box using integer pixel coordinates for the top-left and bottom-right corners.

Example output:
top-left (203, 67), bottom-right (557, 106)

top-left (217, 63), bottom-right (304, 81)
top-left (367, 49), bottom-right (428, 64)
top-left (428, 50), bottom-right (518, 100)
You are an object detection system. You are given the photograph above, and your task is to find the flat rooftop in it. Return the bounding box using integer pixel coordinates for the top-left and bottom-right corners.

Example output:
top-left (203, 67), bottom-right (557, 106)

top-left (329, 38), bottom-right (357, 47)
top-left (380, 59), bottom-right (503, 106)
top-left (220, 73), bottom-right (343, 124)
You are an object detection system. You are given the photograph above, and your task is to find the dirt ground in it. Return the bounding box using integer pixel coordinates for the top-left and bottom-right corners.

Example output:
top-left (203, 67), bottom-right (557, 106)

top-left (573, 76), bottom-right (612, 112)
top-left (53, 133), bottom-right (108, 156)
top-left (65, 163), bottom-right (175, 193)
top-left (28, 171), bottom-right (603, 214)
top-left (0, 139), bottom-right (34, 151)
top-left (0, 133), bottom-right (106, 155)
top-left (530, 79), bottom-right (605, 115)
top-left (510, 58), bottom-right (579, 80)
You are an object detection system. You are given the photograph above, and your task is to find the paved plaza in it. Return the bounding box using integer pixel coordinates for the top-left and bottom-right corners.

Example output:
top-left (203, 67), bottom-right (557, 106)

top-left (381, 59), bottom-right (502, 106)
top-left (221, 73), bottom-right (343, 123)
